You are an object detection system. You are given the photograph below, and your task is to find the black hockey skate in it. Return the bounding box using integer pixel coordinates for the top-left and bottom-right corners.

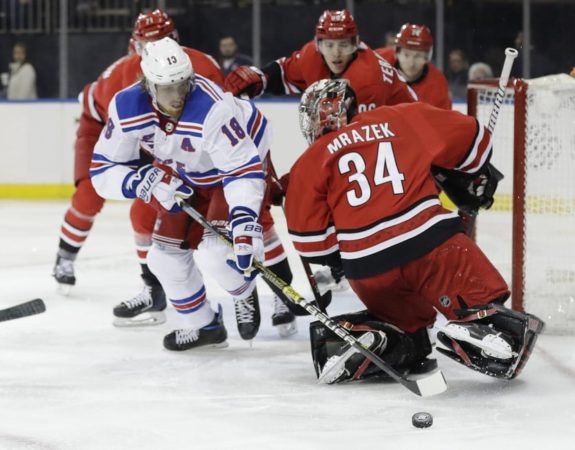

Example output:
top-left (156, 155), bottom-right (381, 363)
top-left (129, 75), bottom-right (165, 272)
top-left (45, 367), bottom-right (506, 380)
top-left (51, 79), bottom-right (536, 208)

top-left (271, 294), bottom-right (297, 337)
top-left (234, 289), bottom-right (261, 340)
top-left (163, 304), bottom-right (228, 351)
top-left (113, 274), bottom-right (167, 327)
top-left (52, 254), bottom-right (76, 287)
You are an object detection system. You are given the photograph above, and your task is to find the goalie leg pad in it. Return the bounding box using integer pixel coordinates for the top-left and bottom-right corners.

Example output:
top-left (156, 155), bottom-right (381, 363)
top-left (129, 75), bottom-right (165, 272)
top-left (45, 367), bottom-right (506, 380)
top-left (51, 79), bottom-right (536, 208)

top-left (310, 310), bottom-right (434, 384)
top-left (437, 300), bottom-right (545, 379)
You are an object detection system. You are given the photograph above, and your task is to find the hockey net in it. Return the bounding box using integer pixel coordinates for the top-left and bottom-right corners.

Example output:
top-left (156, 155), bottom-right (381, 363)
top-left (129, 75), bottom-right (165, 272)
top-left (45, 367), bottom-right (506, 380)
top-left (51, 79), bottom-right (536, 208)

top-left (468, 74), bottom-right (575, 334)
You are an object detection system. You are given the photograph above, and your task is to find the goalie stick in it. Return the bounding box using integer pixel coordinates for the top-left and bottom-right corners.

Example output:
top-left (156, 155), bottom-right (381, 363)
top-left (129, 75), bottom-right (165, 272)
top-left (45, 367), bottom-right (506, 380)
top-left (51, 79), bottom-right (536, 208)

top-left (0, 298), bottom-right (46, 323)
top-left (487, 47), bottom-right (519, 134)
top-left (176, 198), bottom-right (447, 397)
top-left (459, 47), bottom-right (519, 237)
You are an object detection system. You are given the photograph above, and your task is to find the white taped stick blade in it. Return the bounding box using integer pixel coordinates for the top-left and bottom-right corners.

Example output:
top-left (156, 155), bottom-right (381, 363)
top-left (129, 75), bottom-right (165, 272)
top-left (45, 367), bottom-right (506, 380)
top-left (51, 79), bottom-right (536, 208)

top-left (410, 369), bottom-right (448, 397)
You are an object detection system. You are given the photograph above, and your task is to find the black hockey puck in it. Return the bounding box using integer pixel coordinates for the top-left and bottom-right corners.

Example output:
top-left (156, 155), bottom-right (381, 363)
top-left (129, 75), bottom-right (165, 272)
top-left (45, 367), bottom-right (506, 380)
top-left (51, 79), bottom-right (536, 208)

top-left (412, 412), bottom-right (433, 428)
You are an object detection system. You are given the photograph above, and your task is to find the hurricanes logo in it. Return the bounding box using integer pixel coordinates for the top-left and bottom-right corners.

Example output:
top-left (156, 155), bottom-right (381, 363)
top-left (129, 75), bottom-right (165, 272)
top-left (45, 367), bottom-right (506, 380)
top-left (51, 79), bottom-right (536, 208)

top-left (439, 295), bottom-right (451, 307)
top-left (411, 28), bottom-right (422, 37)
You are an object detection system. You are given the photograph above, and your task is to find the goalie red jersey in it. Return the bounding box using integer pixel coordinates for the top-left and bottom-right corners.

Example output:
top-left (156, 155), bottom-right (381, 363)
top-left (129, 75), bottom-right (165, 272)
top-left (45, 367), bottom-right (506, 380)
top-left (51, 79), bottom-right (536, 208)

top-left (272, 41), bottom-right (417, 110)
top-left (285, 102), bottom-right (492, 279)
top-left (376, 46), bottom-right (451, 110)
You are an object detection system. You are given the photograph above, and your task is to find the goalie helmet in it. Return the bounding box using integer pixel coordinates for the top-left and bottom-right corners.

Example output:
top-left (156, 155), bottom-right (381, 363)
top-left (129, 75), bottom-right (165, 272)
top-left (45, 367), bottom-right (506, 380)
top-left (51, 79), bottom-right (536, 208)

top-left (299, 79), bottom-right (357, 145)
top-left (132, 9), bottom-right (179, 55)
top-left (140, 37), bottom-right (194, 96)
top-left (395, 23), bottom-right (433, 59)
top-left (315, 9), bottom-right (359, 43)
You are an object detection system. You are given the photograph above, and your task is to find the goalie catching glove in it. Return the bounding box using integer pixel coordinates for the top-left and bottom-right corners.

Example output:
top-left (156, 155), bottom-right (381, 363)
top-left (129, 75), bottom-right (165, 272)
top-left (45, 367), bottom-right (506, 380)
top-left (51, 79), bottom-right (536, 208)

top-left (224, 65), bottom-right (267, 98)
top-left (432, 162), bottom-right (504, 216)
top-left (122, 164), bottom-right (194, 213)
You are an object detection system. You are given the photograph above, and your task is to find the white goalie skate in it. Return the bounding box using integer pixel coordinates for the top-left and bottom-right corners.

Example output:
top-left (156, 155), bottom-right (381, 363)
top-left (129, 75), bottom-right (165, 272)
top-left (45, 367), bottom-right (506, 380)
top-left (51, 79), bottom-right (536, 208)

top-left (318, 332), bottom-right (384, 384)
top-left (439, 322), bottom-right (515, 360)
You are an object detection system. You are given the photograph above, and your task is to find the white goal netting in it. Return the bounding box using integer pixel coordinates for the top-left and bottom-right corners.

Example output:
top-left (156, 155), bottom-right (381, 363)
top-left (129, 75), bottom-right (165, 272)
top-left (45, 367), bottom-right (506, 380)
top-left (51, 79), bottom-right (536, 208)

top-left (470, 74), bottom-right (575, 334)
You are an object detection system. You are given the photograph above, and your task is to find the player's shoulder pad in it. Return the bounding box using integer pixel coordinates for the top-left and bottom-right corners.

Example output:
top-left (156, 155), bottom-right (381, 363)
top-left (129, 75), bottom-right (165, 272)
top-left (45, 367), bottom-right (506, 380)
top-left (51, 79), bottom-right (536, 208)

top-left (183, 75), bottom-right (229, 124)
top-left (113, 83), bottom-right (154, 130)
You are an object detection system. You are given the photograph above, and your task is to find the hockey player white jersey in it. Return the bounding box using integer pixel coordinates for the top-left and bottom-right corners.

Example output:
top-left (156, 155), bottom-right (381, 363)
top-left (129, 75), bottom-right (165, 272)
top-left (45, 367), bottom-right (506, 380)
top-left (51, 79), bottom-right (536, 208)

top-left (90, 75), bottom-right (271, 218)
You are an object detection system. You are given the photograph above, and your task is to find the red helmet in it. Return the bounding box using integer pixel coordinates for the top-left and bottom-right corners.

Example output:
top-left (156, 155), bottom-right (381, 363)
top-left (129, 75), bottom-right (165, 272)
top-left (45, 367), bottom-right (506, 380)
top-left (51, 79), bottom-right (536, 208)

top-left (132, 9), bottom-right (179, 50)
top-left (315, 9), bottom-right (358, 41)
top-left (395, 23), bottom-right (433, 52)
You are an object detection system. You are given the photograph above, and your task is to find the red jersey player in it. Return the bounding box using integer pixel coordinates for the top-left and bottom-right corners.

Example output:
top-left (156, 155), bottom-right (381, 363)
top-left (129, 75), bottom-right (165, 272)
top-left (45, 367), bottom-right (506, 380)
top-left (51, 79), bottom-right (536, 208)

top-left (285, 79), bottom-right (544, 384)
top-left (224, 9), bottom-right (417, 111)
top-left (376, 23), bottom-right (451, 110)
top-left (53, 10), bottom-right (223, 313)
top-left (225, 9), bottom-right (417, 292)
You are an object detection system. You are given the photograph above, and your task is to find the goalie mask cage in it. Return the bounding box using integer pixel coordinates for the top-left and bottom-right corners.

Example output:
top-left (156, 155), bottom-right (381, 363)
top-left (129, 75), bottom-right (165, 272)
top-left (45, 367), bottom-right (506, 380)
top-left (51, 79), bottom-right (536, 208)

top-left (468, 74), bottom-right (575, 334)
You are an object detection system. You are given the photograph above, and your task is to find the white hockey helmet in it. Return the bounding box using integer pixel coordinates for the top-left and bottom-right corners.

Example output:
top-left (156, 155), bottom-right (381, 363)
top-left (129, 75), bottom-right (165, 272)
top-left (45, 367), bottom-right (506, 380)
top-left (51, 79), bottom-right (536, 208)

top-left (140, 37), bottom-right (194, 94)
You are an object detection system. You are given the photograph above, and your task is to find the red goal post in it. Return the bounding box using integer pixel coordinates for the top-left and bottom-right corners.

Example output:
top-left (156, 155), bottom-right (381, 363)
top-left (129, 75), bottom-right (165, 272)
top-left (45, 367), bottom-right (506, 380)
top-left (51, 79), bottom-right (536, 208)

top-left (467, 75), bottom-right (575, 334)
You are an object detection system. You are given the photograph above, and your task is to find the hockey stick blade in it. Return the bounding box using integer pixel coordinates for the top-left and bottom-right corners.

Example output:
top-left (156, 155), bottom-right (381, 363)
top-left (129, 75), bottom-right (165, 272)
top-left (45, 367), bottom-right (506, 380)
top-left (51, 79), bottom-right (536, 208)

top-left (176, 199), bottom-right (447, 397)
top-left (0, 299), bottom-right (46, 323)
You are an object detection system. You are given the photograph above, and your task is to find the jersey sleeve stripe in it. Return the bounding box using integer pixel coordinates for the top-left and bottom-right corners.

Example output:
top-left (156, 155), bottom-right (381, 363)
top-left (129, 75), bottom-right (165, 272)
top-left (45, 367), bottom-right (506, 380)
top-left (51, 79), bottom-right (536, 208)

top-left (195, 76), bottom-right (223, 101)
top-left (119, 112), bottom-right (156, 126)
top-left (252, 117), bottom-right (268, 147)
top-left (454, 119), bottom-right (493, 174)
top-left (87, 82), bottom-right (104, 123)
top-left (289, 225), bottom-right (337, 241)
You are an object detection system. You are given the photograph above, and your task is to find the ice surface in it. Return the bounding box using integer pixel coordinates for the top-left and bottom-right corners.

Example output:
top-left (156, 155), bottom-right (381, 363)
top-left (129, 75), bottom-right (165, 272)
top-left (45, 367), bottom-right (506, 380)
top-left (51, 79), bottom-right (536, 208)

top-left (0, 201), bottom-right (573, 449)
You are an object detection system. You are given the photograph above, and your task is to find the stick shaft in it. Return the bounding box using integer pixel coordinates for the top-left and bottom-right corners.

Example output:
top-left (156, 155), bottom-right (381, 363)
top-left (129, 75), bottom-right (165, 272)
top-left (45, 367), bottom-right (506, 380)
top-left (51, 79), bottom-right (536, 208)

top-left (488, 47), bottom-right (519, 133)
top-left (178, 201), bottom-right (445, 396)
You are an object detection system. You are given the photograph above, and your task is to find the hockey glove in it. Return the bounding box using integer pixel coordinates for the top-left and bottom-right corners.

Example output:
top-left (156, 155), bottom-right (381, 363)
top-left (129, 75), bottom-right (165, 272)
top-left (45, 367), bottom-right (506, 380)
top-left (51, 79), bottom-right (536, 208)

top-left (270, 172), bottom-right (290, 206)
top-left (229, 212), bottom-right (264, 274)
top-left (123, 164), bottom-right (194, 213)
top-left (432, 163), bottom-right (504, 216)
top-left (224, 65), bottom-right (267, 98)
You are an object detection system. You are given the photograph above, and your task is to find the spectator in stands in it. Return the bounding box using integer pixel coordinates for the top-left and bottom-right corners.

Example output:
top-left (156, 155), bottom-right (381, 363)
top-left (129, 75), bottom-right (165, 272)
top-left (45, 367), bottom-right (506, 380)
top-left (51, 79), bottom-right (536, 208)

top-left (511, 31), bottom-right (556, 79)
top-left (445, 48), bottom-right (469, 101)
top-left (218, 35), bottom-right (252, 77)
top-left (468, 62), bottom-right (493, 81)
top-left (6, 42), bottom-right (37, 100)
top-left (382, 31), bottom-right (396, 48)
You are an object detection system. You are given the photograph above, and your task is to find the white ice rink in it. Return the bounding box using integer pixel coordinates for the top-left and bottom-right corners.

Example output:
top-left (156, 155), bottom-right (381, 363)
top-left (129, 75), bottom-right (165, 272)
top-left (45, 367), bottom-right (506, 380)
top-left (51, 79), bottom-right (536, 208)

top-left (0, 200), bottom-right (574, 450)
